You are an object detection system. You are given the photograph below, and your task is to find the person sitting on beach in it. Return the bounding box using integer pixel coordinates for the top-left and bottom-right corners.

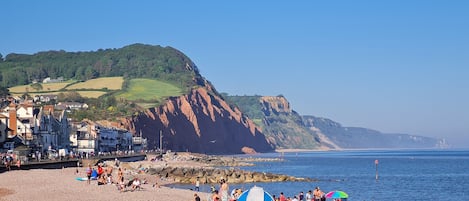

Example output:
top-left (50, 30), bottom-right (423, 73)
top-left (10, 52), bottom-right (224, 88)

top-left (230, 188), bottom-right (236, 200)
top-left (97, 175), bottom-right (106, 185)
top-left (212, 190), bottom-right (220, 201)
top-left (153, 175), bottom-right (161, 188)
top-left (106, 165), bottom-right (113, 183)
top-left (97, 164), bottom-right (104, 178)
top-left (292, 196), bottom-right (299, 201)
top-left (193, 193), bottom-right (201, 201)
top-left (131, 178), bottom-right (141, 191)
top-left (117, 177), bottom-right (126, 192)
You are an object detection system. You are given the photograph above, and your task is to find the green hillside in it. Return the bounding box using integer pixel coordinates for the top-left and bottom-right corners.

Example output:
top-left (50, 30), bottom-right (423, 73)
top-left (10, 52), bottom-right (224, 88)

top-left (0, 44), bottom-right (206, 121)
top-left (225, 95), bottom-right (321, 149)
top-left (224, 95), bottom-right (265, 128)
top-left (0, 43), bottom-right (201, 92)
top-left (116, 78), bottom-right (183, 108)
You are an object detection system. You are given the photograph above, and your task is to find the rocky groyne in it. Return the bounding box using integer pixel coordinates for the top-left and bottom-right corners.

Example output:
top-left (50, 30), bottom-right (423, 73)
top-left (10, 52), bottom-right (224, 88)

top-left (118, 152), bottom-right (314, 184)
top-left (147, 166), bottom-right (312, 184)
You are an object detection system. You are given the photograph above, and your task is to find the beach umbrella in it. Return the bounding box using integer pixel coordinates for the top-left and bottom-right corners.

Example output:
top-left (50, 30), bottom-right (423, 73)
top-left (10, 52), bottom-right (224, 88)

top-left (237, 186), bottom-right (275, 201)
top-left (325, 190), bottom-right (348, 199)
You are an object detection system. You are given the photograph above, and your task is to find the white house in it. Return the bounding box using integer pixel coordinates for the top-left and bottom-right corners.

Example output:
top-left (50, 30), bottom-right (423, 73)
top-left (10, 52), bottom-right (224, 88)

top-left (34, 108), bottom-right (70, 152)
top-left (74, 122), bottom-right (96, 154)
top-left (56, 102), bottom-right (89, 110)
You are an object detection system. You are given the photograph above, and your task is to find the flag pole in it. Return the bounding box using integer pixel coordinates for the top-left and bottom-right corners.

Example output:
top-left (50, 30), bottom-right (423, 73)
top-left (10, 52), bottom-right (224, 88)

top-left (375, 159), bottom-right (379, 180)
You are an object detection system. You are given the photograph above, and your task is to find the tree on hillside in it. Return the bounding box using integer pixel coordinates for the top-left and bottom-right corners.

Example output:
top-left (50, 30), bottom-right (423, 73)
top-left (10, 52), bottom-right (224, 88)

top-left (30, 83), bottom-right (43, 91)
top-left (57, 91), bottom-right (85, 103)
top-left (0, 53), bottom-right (3, 62)
top-left (84, 66), bottom-right (99, 80)
top-left (22, 93), bottom-right (32, 100)
top-left (0, 86), bottom-right (9, 97)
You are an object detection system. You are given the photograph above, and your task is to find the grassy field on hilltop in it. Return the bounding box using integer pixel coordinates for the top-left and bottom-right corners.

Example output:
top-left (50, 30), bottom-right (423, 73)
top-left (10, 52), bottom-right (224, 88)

top-left (117, 78), bottom-right (183, 102)
top-left (75, 91), bottom-right (108, 98)
top-left (66, 77), bottom-right (124, 90)
top-left (8, 77), bottom-right (123, 98)
top-left (8, 80), bottom-right (75, 93)
top-left (10, 91), bottom-right (107, 98)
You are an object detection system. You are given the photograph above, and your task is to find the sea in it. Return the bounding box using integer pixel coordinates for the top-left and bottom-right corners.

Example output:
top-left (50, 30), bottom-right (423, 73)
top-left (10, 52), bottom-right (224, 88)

top-left (169, 149), bottom-right (469, 201)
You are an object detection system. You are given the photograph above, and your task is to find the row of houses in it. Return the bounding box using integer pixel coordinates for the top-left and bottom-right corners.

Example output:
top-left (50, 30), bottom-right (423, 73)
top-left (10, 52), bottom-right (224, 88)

top-left (0, 98), bottom-right (146, 158)
top-left (70, 120), bottom-right (146, 154)
top-left (33, 94), bottom-right (89, 110)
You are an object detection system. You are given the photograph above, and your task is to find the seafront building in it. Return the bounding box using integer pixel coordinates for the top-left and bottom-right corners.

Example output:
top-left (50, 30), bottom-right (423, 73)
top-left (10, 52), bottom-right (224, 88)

top-left (70, 121), bottom-right (141, 154)
top-left (0, 96), bottom-right (146, 162)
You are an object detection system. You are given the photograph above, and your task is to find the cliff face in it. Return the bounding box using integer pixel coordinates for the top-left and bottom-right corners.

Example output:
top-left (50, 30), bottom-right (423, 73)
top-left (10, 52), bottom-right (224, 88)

top-left (122, 87), bottom-right (274, 154)
top-left (259, 96), bottom-right (292, 114)
top-left (257, 96), bottom-right (323, 149)
top-left (302, 115), bottom-right (449, 149)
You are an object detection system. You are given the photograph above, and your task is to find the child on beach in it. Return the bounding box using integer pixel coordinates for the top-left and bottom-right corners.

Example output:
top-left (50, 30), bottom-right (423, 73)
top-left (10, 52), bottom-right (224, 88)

top-left (86, 164), bottom-right (92, 184)
top-left (193, 193), bottom-right (201, 201)
top-left (153, 175), bottom-right (161, 188)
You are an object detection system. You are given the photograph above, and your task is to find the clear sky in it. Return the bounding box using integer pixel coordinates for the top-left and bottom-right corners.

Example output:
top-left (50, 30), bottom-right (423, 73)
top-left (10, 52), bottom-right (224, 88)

top-left (1, 1), bottom-right (468, 147)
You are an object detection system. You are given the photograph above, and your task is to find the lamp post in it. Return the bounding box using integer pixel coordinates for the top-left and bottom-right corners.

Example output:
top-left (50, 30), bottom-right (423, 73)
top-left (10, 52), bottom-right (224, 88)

top-left (159, 130), bottom-right (163, 154)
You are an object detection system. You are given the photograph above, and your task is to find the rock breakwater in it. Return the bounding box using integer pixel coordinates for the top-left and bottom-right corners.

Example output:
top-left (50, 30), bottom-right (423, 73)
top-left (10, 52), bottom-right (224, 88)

top-left (119, 152), bottom-right (314, 184)
top-left (147, 166), bottom-right (312, 184)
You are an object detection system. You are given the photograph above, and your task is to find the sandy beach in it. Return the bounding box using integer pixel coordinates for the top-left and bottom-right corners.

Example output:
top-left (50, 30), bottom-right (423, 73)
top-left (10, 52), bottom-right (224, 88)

top-left (0, 165), bottom-right (209, 201)
top-left (0, 152), bottom-right (292, 201)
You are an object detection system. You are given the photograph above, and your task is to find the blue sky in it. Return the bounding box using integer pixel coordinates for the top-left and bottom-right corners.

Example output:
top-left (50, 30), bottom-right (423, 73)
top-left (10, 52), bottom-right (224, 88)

top-left (1, 1), bottom-right (468, 147)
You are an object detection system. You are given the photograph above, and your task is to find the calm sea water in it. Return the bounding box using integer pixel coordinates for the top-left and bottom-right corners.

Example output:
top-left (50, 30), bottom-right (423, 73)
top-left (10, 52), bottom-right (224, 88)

top-left (170, 149), bottom-right (469, 201)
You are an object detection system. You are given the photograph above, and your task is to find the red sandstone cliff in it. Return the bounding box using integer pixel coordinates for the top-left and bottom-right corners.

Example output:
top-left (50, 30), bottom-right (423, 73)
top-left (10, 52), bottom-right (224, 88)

top-left (122, 87), bottom-right (274, 154)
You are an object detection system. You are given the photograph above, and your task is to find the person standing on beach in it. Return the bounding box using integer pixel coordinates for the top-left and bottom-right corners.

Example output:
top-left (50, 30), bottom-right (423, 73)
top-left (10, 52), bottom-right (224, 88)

top-left (117, 168), bottom-right (124, 184)
top-left (313, 187), bottom-right (323, 201)
top-left (306, 190), bottom-right (312, 201)
top-left (194, 177), bottom-right (200, 192)
top-left (298, 191), bottom-right (304, 201)
top-left (86, 164), bottom-right (92, 184)
top-left (218, 179), bottom-right (229, 201)
top-left (279, 192), bottom-right (286, 201)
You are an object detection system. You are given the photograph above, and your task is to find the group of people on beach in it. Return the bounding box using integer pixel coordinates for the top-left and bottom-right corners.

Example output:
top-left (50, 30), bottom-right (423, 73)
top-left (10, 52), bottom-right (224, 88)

top-left (83, 161), bottom-right (161, 193)
top-left (1, 152), bottom-right (21, 170)
top-left (197, 181), bottom-right (328, 201)
top-left (195, 178), bottom-right (232, 201)
top-left (271, 186), bottom-right (326, 201)
top-left (208, 178), bottom-right (230, 201)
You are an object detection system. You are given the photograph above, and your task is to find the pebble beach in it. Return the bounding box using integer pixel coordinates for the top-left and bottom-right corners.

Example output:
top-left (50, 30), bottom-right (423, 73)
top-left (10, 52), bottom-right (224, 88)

top-left (0, 154), bottom-right (212, 201)
top-left (0, 167), bottom-right (208, 201)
